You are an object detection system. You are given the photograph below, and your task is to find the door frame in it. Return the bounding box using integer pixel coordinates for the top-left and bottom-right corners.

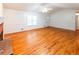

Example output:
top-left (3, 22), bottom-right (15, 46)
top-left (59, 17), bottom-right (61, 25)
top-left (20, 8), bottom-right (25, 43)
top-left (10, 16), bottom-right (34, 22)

top-left (75, 15), bottom-right (78, 31)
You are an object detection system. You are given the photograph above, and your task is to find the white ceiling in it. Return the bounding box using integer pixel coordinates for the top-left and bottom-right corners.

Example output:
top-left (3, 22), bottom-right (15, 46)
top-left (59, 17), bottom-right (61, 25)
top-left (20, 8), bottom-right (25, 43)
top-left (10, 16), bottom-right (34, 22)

top-left (3, 3), bottom-right (79, 13)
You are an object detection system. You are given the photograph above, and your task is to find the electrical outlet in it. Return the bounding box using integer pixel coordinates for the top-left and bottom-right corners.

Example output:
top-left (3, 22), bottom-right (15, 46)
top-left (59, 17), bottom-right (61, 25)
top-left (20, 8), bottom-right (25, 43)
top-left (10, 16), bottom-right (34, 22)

top-left (21, 28), bottom-right (24, 30)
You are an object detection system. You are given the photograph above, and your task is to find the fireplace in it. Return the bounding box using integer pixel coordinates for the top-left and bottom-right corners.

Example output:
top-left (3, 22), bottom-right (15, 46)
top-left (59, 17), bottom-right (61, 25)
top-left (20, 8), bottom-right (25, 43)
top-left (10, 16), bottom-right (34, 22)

top-left (0, 23), bottom-right (13, 55)
top-left (0, 23), bottom-right (3, 41)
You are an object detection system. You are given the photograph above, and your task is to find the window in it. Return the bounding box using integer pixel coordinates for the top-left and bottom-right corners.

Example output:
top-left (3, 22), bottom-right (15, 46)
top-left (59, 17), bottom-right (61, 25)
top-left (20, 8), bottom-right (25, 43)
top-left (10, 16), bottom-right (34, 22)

top-left (26, 15), bottom-right (37, 25)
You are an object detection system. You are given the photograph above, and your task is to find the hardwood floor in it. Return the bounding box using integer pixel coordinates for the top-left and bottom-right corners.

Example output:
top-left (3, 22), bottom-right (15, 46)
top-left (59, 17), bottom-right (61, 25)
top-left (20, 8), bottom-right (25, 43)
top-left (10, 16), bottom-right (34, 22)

top-left (4, 27), bottom-right (79, 55)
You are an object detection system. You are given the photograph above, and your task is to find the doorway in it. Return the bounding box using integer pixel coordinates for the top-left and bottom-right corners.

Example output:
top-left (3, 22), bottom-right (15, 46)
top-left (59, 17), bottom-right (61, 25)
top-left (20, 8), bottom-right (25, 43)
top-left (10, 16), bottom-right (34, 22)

top-left (75, 13), bottom-right (79, 30)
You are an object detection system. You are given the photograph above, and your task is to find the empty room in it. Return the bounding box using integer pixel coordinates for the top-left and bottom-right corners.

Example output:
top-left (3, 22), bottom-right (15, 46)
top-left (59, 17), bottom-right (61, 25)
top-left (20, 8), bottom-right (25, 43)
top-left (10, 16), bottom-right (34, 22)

top-left (1, 3), bottom-right (79, 55)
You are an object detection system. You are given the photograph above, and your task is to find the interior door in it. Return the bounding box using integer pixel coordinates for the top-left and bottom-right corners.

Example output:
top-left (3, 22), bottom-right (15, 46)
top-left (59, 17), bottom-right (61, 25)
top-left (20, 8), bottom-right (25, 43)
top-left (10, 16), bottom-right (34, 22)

top-left (75, 15), bottom-right (78, 30)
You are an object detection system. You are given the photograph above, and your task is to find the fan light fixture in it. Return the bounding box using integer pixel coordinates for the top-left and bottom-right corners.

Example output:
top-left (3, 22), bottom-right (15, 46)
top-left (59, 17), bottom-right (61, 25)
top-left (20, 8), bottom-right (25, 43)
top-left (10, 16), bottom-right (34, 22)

top-left (41, 7), bottom-right (52, 13)
top-left (76, 13), bottom-right (79, 15)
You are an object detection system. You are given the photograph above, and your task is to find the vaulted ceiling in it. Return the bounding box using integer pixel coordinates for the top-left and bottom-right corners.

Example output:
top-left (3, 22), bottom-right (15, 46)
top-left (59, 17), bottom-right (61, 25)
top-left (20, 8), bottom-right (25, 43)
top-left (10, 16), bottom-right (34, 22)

top-left (3, 3), bottom-right (79, 13)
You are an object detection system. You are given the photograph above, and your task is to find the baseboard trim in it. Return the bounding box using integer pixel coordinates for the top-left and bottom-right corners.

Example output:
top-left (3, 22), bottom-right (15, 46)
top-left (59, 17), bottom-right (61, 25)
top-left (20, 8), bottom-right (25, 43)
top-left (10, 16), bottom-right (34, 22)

top-left (48, 26), bottom-right (76, 32)
top-left (4, 27), bottom-right (48, 35)
top-left (4, 26), bottom-right (76, 36)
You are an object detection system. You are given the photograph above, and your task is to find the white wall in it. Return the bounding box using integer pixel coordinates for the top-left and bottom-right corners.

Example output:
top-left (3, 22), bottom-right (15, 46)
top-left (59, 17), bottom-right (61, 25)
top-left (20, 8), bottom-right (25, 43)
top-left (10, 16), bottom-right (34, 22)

top-left (4, 9), bottom-right (76, 34)
top-left (49, 9), bottom-right (76, 31)
top-left (4, 9), bottom-right (25, 34)
top-left (4, 9), bottom-right (48, 34)
top-left (0, 3), bottom-right (3, 24)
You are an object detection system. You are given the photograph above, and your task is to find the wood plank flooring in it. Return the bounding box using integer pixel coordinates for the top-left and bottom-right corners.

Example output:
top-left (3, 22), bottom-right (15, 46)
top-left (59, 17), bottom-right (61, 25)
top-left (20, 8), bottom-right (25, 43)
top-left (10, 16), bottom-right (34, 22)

top-left (4, 27), bottom-right (79, 55)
